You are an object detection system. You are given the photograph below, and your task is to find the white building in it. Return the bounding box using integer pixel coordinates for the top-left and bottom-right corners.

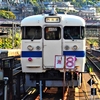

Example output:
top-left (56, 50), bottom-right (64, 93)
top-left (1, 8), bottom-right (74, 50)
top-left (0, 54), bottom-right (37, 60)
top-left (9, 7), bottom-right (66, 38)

top-left (80, 6), bottom-right (96, 16)
top-left (56, 2), bottom-right (75, 11)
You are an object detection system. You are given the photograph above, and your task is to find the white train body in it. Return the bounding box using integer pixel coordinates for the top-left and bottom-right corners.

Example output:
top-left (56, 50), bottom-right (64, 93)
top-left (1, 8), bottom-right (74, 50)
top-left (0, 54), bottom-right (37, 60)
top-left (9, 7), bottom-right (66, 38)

top-left (21, 12), bottom-right (86, 87)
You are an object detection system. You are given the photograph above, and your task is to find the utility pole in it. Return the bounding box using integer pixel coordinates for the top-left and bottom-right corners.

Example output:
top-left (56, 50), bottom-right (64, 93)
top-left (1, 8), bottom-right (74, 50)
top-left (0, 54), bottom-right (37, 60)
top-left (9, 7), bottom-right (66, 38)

top-left (12, 20), bottom-right (15, 49)
top-left (98, 27), bottom-right (100, 49)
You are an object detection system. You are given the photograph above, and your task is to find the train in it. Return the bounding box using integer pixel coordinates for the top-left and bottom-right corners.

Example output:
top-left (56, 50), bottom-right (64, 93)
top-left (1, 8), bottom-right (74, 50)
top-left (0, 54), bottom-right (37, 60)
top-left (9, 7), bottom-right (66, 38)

top-left (21, 7), bottom-right (86, 88)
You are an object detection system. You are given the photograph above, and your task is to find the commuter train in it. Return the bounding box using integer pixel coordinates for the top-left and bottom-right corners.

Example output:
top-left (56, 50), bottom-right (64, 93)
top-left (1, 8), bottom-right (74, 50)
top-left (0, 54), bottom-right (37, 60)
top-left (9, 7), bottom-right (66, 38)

top-left (21, 7), bottom-right (86, 88)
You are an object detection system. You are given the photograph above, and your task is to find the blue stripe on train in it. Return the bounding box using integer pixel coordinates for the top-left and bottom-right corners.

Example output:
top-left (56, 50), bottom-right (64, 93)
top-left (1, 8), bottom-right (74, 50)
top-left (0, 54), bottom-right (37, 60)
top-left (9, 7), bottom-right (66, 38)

top-left (22, 51), bottom-right (42, 57)
top-left (63, 51), bottom-right (85, 57)
top-left (21, 51), bottom-right (85, 57)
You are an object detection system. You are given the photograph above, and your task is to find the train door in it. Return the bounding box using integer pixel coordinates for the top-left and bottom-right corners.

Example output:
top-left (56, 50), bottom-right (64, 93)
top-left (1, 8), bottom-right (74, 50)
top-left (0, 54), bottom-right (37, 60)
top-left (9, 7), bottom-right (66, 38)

top-left (43, 26), bottom-right (62, 68)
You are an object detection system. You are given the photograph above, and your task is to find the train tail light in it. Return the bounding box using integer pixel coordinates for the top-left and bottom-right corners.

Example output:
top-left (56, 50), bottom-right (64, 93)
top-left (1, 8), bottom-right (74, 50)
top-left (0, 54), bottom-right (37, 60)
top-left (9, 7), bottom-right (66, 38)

top-left (28, 57), bottom-right (32, 61)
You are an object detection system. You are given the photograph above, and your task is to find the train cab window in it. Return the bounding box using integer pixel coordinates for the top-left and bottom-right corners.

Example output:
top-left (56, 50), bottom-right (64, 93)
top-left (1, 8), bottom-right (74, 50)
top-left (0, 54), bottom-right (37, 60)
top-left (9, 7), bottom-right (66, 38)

top-left (44, 27), bottom-right (61, 40)
top-left (64, 26), bottom-right (85, 40)
top-left (22, 26), bottom-right (42, 39)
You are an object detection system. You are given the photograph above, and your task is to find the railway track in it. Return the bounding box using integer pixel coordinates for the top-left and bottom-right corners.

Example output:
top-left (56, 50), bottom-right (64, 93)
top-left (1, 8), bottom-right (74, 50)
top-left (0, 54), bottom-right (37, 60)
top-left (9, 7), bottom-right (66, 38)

top-left (86, 51), bottom-right (100, 94)
top-left (86, 51), bottom-right (100, 78)
top-left (64, 87), bottom-right (75, 100)
top-left (21, 51), bottom-right (100, 100)
top-left (23, 86), bottom-right (90, 100)
top-left (1, 51), bottom-right (100, 100)
top-left (24, 87), bottom-right (63, 100)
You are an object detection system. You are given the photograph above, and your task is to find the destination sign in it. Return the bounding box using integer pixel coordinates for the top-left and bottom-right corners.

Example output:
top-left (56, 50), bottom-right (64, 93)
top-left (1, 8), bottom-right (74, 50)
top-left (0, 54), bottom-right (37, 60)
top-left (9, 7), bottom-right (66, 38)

top-left (48, 28), bottom-right (57, 31)
top-left (45, 17), bottom-right (60, 23)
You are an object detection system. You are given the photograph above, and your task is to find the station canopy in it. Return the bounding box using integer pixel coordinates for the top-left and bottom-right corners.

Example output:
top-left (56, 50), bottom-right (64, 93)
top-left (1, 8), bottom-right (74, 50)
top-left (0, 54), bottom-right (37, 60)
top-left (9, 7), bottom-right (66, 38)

top-left (0, 19), bottom-right (20, 37)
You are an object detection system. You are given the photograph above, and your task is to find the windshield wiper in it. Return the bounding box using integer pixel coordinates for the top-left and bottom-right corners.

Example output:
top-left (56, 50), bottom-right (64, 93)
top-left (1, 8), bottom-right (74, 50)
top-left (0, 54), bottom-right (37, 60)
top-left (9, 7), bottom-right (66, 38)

top-left (31, 30), bottom-right (37, 41)
top-left (67, 32), bottom-right (74, 41)
top-left (31, 35), bottom-right (35, 41)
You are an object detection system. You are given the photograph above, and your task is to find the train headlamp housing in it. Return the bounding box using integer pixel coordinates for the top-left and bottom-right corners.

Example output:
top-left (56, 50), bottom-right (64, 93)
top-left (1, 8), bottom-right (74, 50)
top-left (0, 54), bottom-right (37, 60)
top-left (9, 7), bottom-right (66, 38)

top-left (27, 45), bottom-right (33, 51)
top-left (65, 45), bottom-right (69, 50)
top-left (72, 45), bottom-right (78, 51)
top-left (36, 46), bottom-right (41, 50)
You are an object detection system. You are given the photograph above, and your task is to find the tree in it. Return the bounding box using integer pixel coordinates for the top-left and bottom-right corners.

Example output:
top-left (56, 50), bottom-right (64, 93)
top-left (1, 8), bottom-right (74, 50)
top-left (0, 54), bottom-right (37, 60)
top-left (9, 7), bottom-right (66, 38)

top-left (86, 39), bottom-right (98, 48)
top-left (0, 10), bottom-right (16, 19)
top-left (0, 29), bottom-right (21, 49)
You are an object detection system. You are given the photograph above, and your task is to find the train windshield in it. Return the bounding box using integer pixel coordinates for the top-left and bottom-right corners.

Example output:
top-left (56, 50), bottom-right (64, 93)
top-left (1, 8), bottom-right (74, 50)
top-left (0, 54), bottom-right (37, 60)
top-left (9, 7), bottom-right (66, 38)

top-left (22, 26), bottom-right (42, 39)
top-left (44, 27), bottom-right (61, 40)
top-left (64, 26), bottom-right (84, 40)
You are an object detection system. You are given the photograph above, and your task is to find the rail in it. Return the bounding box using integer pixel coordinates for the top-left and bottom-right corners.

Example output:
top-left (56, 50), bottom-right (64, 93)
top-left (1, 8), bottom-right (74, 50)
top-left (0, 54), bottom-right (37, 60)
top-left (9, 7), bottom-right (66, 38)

top-left (86, 51), bottom-right (100, 93)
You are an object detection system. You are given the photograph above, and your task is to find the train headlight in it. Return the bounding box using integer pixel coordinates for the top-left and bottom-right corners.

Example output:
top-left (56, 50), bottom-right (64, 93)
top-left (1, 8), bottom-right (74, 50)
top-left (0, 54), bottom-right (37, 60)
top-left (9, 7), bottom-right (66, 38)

top-left (72, 45), bottom-right (78, 51)
top-left (36, 46), bottom-right (41, 50)
top-left (65, 45), bottom-right (69, 50)
top-left (27, 45), bottom-right (33, 51)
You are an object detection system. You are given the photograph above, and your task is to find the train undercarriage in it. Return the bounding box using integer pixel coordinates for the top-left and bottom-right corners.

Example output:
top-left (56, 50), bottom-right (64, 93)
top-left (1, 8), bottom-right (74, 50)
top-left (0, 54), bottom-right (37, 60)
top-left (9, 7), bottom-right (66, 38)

top-left (25, 69), bottom-right (82, 88)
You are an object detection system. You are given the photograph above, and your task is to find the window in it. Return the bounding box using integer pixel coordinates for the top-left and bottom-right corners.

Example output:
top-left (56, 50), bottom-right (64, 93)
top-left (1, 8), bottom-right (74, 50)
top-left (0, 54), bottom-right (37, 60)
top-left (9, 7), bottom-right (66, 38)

top-left (22, 26), bottom-right (42, 40)
top-left (44, 27), bottom-right (61, 40)
top-left (64, 26), bottom-right (84, 40)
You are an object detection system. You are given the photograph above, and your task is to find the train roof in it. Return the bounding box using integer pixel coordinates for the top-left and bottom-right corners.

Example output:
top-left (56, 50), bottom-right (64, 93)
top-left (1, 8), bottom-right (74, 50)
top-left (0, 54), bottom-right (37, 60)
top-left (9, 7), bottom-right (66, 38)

top-left (21, 14), bottom-right (85, 27)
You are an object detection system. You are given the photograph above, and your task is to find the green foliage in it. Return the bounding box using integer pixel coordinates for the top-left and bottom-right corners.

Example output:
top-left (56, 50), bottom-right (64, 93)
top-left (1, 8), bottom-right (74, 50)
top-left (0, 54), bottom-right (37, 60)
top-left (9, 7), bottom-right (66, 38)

top-left (86, 39), bottom-right (99, 47)
top-left (29, 0), bottom-right (42, 14)
top-left (0, 10), bottom-right (16, 19)
top-left (14, 33), bottom-right (21, 48)
top-left (30, 0), bottom-right (37, 4)
top-left (0, 29), bottom-right (21, 49)
top-left (96, 7), bottom-right (100, 13)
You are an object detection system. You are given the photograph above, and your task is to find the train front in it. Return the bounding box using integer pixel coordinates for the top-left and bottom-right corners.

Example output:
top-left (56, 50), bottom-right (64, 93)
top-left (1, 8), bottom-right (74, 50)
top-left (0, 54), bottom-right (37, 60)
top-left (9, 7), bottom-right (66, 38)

top-left (21, 10), bottom-right (86, 88)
